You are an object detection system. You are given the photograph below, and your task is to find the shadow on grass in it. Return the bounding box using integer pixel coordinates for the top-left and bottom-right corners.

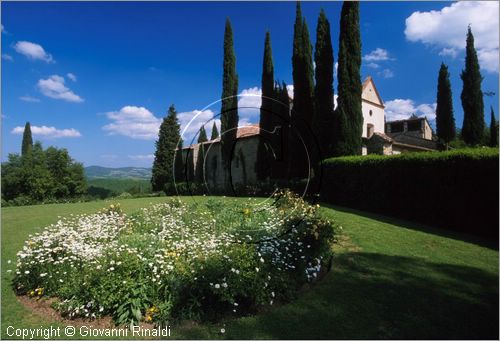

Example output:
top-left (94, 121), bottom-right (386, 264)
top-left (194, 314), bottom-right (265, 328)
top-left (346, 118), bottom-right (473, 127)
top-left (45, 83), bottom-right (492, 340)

top-left (321, 203), bottom-right (499, 251)
top-left (227, 252), bottom-right (499, 339)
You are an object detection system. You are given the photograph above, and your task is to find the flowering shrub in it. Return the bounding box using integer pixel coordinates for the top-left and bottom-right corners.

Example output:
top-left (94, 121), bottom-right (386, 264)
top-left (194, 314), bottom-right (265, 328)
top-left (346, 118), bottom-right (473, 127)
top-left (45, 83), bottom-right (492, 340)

top-left (13, 191), bottom-right (336, 326)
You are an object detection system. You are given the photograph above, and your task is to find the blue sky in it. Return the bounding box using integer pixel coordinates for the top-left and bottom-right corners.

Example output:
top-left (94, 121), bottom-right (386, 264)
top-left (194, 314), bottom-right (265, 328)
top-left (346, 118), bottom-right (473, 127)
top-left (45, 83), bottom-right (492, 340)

top-left (2, 1), bottom-right (498, 167)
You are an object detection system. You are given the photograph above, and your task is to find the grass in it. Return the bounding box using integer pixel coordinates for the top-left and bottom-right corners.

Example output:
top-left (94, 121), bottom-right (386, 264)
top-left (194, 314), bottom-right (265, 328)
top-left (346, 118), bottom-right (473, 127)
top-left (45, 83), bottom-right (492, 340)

top-left (2, 197), bottom-right (498, 339)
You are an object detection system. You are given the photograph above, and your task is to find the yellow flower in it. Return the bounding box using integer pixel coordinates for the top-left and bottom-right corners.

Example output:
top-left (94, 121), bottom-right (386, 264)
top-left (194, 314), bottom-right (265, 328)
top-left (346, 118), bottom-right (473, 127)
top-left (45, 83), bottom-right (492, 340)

top-left (242, 208), bottom-right (251, 215)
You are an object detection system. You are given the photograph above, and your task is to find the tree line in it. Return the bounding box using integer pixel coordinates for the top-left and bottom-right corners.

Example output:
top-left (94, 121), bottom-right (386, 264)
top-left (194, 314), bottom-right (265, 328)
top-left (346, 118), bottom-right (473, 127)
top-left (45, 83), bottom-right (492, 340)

top-left (2, 122), bottom-right (87, 205)
top-left (434, 26), bottom-right (498, 148)
top-left (151, 1), bottom-right (498, 194)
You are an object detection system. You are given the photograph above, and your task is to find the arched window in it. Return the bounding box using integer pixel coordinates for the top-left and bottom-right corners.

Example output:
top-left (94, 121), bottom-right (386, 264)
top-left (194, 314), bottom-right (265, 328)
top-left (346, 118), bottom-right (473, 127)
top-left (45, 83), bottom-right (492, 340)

top-left (369, 109), bottom-right (373, 117)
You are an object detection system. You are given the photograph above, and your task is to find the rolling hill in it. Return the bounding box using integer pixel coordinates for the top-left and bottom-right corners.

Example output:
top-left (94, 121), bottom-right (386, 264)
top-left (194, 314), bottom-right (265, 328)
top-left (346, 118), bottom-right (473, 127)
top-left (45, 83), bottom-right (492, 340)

top-left (84, 166), bottom-right (152, 180)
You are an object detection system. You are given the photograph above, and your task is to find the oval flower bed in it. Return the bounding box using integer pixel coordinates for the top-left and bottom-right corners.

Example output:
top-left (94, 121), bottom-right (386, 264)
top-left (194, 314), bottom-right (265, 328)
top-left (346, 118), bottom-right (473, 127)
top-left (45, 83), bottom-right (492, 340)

top-left (13, 191), bottom-right (336, 327)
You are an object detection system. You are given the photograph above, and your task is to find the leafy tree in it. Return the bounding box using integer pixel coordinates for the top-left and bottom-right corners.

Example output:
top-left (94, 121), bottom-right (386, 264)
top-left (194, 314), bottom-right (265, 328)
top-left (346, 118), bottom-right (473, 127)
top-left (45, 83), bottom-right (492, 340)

top-left (256, 31), bottom-right (275, 181)
top-left (151, 105), bottom-right (181, 192)
top-left (435, 63), bottom-right (456, 145)
top-left (2, 140), bottom-right (86, 203)
top-left (489, 106), bottom-right (498, 147)
top-left (21, 122), bottom-right (33, 156)
top-left (1, 154), bottom-right (23, 201)
top-left (198, 126), bottom-right (208, 143)
top-left (220, 18), bottom-right (239, 191)
top-left (211, 121), bottom-right (219, 140)
top-left (332, 1), bottom-right (362, 156)
top-left (21, 142), bottom-right (53, 202)
top-left (313, 9), bottom-right (335, 159)
top-left (461, 26), bottom-right (485, 146)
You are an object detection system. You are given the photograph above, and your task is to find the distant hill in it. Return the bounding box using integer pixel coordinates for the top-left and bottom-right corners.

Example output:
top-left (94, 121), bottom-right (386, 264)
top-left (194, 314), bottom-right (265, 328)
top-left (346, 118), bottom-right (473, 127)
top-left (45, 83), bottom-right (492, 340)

top-left (84, 166), bottom-right (152, 180)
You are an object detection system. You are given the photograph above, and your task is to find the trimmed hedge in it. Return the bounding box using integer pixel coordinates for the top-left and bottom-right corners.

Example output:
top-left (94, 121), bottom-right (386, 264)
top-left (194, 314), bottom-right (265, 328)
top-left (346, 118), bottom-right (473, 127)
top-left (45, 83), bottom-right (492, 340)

top-left (321, 148), bottom-right (499, 238)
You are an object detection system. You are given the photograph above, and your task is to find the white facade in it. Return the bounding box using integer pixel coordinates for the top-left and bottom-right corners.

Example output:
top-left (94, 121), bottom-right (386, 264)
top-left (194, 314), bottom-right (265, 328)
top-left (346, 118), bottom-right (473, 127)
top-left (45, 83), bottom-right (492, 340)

top-left (361, 76), bottom-right (385, 138)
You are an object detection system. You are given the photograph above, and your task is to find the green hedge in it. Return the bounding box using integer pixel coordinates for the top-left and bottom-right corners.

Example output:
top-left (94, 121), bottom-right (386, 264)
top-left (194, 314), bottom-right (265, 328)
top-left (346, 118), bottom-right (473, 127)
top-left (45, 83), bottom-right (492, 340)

top-left (321, 148), bottom-right (499, 238)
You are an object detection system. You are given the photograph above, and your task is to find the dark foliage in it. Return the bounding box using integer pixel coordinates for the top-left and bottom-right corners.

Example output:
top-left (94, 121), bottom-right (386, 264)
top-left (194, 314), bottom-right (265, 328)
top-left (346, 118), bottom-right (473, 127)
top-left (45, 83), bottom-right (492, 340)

top-left (313, 9), bottom-right (335, 159)
top-left (461, 27), bottom-right (485, 146)
top-left (21, 122), bottom-right (33, 157)
top-left (332, 1), bottom-right (362, 156)
top-left (220, 18), bottom-right (239, 192)
top-left (151, 105), bottom-right (181, 192)
top-left (435, 63), bottom-right (456, 144)
top-left (321, 148), bottom-right (499, 238)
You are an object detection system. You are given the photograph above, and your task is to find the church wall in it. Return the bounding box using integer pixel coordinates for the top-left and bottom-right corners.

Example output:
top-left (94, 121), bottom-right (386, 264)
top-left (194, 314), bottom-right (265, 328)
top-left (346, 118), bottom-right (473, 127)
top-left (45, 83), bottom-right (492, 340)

top-left (361, 101), bottom-right (385, 138)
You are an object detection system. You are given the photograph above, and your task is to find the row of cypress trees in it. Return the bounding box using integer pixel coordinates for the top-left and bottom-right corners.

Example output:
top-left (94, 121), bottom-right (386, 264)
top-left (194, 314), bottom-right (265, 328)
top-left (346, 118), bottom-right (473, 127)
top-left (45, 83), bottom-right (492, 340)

top-left (152, 1), bottom-right (362, 191)
top-left (435, 26), bottom-right (498, 148)
top-left (256, 2), bottom-right (362, 182)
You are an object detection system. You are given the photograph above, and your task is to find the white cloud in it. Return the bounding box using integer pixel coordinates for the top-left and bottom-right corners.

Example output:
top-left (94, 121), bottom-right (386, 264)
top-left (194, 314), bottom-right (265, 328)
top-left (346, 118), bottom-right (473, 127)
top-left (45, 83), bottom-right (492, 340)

top-left (1, 24), bottom-right (7, 34)
top-left (37, 75), bottom-right (84, 103)
top-left (67, 73), bottom-right (77, 82)
top-left (238, 87), bottom-right (262, 119)
top-left (385, 98), bottom-right (436, 122)
top-left (366, 62), bottom-right (380, 69)
top-left (128, 154), bottom-right (154, 160)
top-left (19, 95), bottom-right (40, 103)
top-left (363, 48), bottom-right (393, 62)
top-left (178, 109), bottom-right (219, 145)
top-left (405, 1), bottom-right (499, 72)
top-left (334, 62), bottom-right (338, 77)
top-left (378, 68), bottom-right (394, 79)
top-left (13, 41), bottom-right (54, 63)
top-left (438, 47), bottom-right (458, 59)
top-left (103, 106), bottom-right (161, 140)
top-left (11, 125), bottom-right (81, 138)
top-left (2, 54), bottom-right (13, 61)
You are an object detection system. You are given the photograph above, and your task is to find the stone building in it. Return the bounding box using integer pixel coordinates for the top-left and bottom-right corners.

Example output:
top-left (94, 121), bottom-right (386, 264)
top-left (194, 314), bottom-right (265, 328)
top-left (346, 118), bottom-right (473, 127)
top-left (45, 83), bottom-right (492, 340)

top-left (182, 76), bottom-right (438, 188)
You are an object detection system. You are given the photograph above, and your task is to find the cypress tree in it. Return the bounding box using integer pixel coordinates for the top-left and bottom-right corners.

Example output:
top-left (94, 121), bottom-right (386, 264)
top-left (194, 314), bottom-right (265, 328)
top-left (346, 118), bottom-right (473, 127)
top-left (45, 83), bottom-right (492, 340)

top-left (195, 126), bottom-right (208, 184)
top-left (220, 18), bottom-right (239, 192)
top-left (332, 1), bottom-right (362, 156)
top-left (256, 31), bottom-right (275, 180)
top-left (435, 63), bottom-right (456, 145)
top-left (489, 106), bottom-right (498, 147)
top-left (21, 122), bottom-right (33, 156)
top-left (151, 105), bottom-right (181, 192)
top-left (198, 126), bottom-right (208, 143)
top-left (291, 2), bottom-right (315, 177)
top-left (461, 26), bottom-right (485, 146)
top-left (174, 139), bottom-right (184, 183)
top-left (211, 121), bottom-right (219, 140)
top-left (314, 9), bottom-right (334, 159)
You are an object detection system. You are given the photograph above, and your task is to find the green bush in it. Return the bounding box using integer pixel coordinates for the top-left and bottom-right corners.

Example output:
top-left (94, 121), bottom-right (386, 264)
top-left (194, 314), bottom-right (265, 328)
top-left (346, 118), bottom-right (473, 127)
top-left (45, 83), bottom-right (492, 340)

top-left (321, 148), bottom-right (499, 238)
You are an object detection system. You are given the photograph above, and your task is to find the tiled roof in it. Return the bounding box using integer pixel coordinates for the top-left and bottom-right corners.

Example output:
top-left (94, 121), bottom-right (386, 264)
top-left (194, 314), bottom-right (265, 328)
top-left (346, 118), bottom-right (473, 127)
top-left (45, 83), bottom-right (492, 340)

top-left (188, 124), bottom-right (260, 148)
top-left (390, 132), bottom-right (438, 150)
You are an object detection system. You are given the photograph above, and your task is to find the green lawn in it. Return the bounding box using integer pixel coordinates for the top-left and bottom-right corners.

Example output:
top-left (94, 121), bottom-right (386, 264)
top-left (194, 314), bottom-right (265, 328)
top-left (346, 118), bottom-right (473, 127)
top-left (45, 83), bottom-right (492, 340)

top-left (2, 197), bottom-right (498, 339)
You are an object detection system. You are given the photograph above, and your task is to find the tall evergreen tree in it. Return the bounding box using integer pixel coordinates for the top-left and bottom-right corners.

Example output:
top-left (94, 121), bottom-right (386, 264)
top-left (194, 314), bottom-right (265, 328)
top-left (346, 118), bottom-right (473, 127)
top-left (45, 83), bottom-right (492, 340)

top-left (314, 9), bottom-right (334, 159)
top-left (220, 18), bottom-right (239, 192)
top-left (435, 63), bottom-right (456, 145)
top-left (151, 105), bottom-right (181, 192)
top-left (174, 139), bottom-right (184, 183)
top-left (461, 26), bottom-right (485, 146)
top-left (291, 2), bottom-right (315, 177)
top-left (195, 125), bottom-right (208, 184)
top-left (211, 121), bottom-right (219, 140)
top-left (21, 122), bottom-right (33, 156)
top-left (332, 1), bottom-right (362, 156)
top-left (489, 106), bottom-right (498, 147)
top-left (256, 31), bottom-right (275, 180)
top-left (198, 126), bottom-right (208, 143)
